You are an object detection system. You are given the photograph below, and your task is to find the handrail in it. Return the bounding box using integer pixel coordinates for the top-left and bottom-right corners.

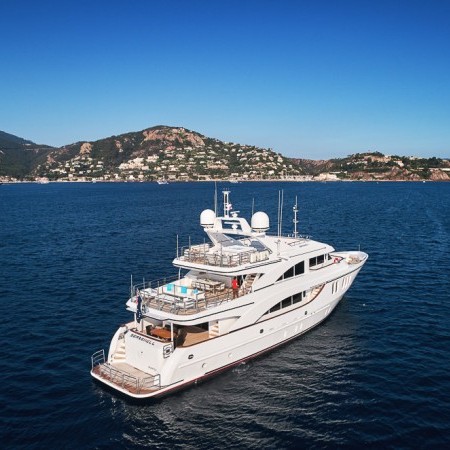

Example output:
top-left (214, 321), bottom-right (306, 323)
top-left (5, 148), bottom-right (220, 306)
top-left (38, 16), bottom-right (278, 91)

top-left (91, 352), bottom-right (161, 393)
top-left (133, 274), bottom-right (180, 292)
top-left (91, 349), bottom-right (105, 370)
top-left (266, 232), bottom-right (311, 240)
top-left (178, 247), bottom-right (269, 267)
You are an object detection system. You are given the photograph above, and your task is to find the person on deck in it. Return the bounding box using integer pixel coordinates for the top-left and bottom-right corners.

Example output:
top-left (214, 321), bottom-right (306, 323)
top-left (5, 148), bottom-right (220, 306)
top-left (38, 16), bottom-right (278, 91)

top-left (232, 277), bottom-right (239, 298)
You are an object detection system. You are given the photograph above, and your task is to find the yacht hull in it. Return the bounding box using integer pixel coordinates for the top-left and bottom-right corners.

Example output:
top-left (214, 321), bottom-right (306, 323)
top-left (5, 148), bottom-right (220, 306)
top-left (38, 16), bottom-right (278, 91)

top-left (92, 287), bottom-right (349, 399)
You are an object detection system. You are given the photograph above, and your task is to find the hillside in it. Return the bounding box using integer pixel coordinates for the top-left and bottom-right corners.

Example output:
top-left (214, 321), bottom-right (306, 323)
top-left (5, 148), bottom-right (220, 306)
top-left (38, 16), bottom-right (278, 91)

top-left (31, 125), bottom-right (303, 181)
top-left (0, 131), bottom-right (53, 178)
top-left (1, 127), bottom-right (449, 181)
top-left (320, 152), bottom-right (450, 181)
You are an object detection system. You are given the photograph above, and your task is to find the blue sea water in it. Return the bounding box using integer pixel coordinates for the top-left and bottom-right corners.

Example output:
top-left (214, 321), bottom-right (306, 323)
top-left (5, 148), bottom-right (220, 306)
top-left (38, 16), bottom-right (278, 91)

top-left (1, 181), bottom-right (449, 449)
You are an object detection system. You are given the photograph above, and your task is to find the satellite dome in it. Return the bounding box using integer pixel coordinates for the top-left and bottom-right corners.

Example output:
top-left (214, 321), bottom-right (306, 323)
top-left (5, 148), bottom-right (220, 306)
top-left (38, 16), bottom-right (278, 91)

top-left (251, 211), bottom-right (270, 232)
top-left (200, 209), bottom-right (216, 228)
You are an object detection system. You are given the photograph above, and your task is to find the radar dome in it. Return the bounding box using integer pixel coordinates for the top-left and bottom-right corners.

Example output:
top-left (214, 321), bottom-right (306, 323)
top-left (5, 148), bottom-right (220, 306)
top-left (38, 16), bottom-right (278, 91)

top-left (251, 211), bottom-right (270, 232)
top-left (200, 209), bottom-right (216, 228)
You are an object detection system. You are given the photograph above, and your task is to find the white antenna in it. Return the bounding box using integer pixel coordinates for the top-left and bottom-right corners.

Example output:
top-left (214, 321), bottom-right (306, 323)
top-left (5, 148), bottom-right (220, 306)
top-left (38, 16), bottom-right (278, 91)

top-left (130, 274), bottom-right (133, 298)
top-left (277, 191), bottom-right (281, 237)
top-left (293, 195), bottom-right (298, 238)
top-left (280, 189), bottom-right (284, 237)
top-left (223, 190), bottom-right (231, 218)
top-left (214, 182), bottom-right (218, 215)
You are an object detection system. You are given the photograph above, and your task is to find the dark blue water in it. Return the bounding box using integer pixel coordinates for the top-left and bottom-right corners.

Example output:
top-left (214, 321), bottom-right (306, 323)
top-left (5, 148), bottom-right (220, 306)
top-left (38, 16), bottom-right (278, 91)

top-left (1, 181), bottom-right (449, 449)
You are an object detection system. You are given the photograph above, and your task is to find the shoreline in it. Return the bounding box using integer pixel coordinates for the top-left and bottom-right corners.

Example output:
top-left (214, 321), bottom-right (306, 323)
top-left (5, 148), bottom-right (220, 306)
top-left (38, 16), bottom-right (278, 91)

top-left (1, 178), bottom-right (448, 184)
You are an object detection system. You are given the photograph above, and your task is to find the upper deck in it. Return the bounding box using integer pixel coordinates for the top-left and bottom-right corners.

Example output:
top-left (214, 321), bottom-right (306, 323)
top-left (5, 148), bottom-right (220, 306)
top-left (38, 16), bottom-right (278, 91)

top-left (175, 239), bottom-right (271, 269)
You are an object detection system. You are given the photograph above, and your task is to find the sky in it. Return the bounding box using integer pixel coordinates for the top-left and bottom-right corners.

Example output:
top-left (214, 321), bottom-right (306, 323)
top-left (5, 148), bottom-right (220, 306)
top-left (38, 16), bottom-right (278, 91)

top-left (1, 0), bottom-right (449, 159)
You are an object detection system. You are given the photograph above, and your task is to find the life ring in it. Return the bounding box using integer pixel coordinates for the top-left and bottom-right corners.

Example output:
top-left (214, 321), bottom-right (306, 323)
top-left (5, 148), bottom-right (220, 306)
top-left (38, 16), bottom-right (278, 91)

top-left (334, 257), bottom-right (340, 264)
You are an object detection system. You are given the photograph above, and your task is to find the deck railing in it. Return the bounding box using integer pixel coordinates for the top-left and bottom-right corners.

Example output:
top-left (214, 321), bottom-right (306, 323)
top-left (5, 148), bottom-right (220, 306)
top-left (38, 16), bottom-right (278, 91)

top-left (136, 284), bottom-right (236, 314)
top-left (132, 274), bottom-right (180, 293)
top-left (91, 350), bottom-right (161, 393)
top-left (178, 246), bottom-right (269, 267)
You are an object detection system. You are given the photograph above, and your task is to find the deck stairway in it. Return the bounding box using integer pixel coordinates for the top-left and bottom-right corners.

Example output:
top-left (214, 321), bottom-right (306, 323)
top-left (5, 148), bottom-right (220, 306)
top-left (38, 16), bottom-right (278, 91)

top-left (111, 337), bottom-right (126, 363)
top-left (240, 273), bottom-right (258, 295)
top-left (209, 320), bottom-right (220, 337)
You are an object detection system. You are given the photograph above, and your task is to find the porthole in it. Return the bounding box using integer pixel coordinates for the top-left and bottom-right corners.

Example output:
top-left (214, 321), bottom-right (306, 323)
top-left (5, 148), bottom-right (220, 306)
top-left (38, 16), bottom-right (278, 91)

top-left (202, 363), bottom-right (207, 368)
top-left (188, 354), bottom-right (194, 360)
top-left (260, 329), bottom-right (264, 334)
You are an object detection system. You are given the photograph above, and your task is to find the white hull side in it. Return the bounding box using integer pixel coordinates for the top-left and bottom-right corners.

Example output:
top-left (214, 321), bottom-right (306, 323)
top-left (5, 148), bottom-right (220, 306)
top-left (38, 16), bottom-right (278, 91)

top-left (92, 260), bottom-right (365, 399)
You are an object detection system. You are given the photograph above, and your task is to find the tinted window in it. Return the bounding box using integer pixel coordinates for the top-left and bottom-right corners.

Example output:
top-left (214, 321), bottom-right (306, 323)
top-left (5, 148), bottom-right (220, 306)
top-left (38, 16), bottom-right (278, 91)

top-left (317, 254), bottom-right (324, 264)
top-left (270, 303), bottom-right (280, 313)
top-left (309, 257), bottom-right (317, 267)
top-left (282, 297), bottom-right (292, 308)
top-left (284, 267), bottom-right (294, 279)
top-left (293, 292), bottom-right (302, 304)
top-left (294, 261), bottom-right (304, 275)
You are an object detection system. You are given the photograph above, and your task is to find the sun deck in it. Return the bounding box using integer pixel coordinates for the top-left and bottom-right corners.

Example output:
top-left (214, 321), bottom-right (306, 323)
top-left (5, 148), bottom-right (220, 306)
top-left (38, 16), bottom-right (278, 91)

top-left (176, 239), bottom-right (271, 268)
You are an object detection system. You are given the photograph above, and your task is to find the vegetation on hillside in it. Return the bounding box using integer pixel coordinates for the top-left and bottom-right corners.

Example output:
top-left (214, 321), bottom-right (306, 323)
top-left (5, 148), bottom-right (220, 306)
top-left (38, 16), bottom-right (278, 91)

top-left (1, 127), bottom-right (449, 181)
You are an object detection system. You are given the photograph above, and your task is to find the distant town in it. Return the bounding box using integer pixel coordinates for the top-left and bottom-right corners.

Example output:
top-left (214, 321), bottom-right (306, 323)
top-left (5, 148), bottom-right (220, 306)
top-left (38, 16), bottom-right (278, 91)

top-left (1, 126), bottom-right (449, 182)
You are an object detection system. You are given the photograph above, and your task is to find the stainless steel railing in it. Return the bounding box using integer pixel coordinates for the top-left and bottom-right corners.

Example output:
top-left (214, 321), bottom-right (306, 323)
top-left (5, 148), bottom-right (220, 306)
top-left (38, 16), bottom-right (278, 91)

top-left (91, 350), bottom-right (161, 393)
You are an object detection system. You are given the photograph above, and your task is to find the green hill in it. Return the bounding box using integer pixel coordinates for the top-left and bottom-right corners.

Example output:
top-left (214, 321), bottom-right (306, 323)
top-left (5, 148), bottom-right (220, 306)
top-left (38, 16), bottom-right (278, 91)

top-left (0, 131), bottom-right (53, 178)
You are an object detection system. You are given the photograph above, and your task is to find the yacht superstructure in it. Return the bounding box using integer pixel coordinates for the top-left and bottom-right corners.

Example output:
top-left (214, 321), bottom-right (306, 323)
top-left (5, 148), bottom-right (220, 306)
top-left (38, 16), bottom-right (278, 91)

top-left (91, 191), bottom-right (368, 399)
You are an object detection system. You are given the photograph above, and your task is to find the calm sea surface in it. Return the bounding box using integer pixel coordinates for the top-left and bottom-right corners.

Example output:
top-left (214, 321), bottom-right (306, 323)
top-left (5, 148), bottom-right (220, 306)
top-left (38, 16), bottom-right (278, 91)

top-left (1, 181), bottom-right (449, 449)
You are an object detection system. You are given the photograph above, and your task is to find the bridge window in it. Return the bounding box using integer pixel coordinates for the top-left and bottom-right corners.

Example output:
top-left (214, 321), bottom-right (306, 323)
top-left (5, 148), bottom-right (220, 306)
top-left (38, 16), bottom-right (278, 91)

top-left (310, 255), bottom-right (326, 268)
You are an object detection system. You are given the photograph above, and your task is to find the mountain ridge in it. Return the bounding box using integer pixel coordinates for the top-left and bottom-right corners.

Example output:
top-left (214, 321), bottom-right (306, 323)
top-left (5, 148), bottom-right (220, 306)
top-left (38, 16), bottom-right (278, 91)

top-left (1, 127), bottom-right (449, 181)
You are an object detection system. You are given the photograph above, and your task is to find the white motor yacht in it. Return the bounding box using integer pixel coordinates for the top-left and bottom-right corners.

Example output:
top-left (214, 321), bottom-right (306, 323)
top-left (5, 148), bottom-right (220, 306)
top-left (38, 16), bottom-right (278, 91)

top-left (91, 191), bottom-right (368, 399)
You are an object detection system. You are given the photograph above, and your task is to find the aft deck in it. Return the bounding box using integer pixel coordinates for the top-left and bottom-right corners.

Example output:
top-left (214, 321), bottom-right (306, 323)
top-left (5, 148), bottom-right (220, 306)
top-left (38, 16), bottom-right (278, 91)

top-left (91, 351), bottom-right (161, 396)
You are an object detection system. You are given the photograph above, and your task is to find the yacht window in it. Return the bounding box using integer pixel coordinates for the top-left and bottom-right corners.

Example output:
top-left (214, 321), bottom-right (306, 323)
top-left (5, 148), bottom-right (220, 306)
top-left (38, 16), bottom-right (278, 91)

top-left (263, 291), bottom-right (305, 316)
top-left (317, 255), bottom-right (325, 265)
top-left (277, 264), bottom-right (299, 282)
top-left (270, 303), bottom-right (281, 313)
top-left (309, 257), bottom-right (317, 267)
top-left (294, 261), bottom-right (304, 276)
top-left (284, 267), bottom-right (294, 279)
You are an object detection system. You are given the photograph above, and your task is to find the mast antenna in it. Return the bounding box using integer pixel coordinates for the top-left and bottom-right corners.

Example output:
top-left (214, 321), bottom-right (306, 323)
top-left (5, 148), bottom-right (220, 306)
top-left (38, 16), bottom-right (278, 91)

top-left (277, 191), bottom-right (281, 237)
top-left (214, 182), bottom-right (218, 215)
top-left (293, 195), bottom-right (298, 238)
top-left (223, 190), bottom-right (231, 218)
top-left (280, 189), bottom-right (284, 237)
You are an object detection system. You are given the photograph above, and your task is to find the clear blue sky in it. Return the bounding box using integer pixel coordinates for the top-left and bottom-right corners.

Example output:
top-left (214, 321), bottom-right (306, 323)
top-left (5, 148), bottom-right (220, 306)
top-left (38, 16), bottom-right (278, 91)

top-left (1, 0), bottom-right (449, 159)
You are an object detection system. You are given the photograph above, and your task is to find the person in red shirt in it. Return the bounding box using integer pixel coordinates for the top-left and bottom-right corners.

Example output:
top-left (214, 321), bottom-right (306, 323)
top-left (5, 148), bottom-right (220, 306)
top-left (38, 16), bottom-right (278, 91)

top-left (232, 277), bottom-right (239, 298)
